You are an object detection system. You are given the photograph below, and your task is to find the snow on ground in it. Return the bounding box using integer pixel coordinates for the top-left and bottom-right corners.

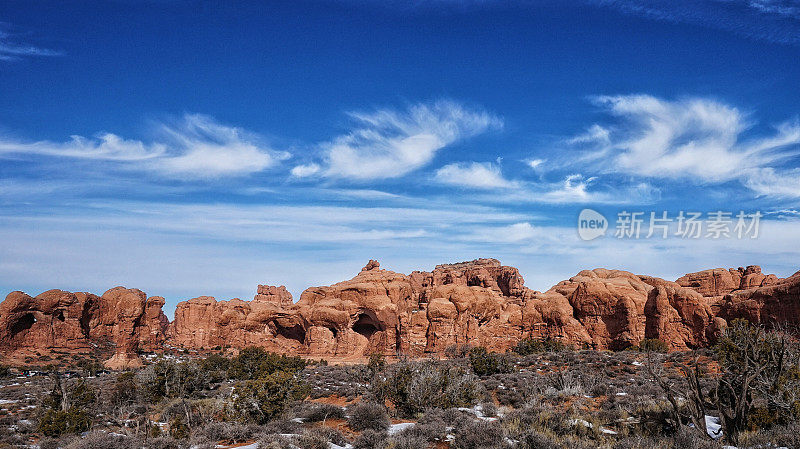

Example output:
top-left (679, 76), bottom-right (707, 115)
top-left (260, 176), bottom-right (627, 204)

top-left (388, 422), bottom-right (415, 435)
top-left (569, 418), bottom-right (619, 435)
top-left (705, 415), bottom-right (723, 439)
top-left (458, 404), bottom-right (499, 421)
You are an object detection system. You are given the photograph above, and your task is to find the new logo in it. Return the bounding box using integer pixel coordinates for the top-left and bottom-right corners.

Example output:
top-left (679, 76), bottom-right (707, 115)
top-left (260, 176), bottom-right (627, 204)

top-left (578, 209), bottom-right (607, 241)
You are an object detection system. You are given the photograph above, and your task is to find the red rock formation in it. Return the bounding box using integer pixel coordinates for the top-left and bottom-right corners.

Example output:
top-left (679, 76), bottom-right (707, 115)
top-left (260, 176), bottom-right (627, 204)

top-left (676, 265), bottom-right (780, 297)
top-left (0, 290), bottom-right (97, 357)
top-left (0, 286), bottom-right (167, 369)
top-left (253, 285), bottom-right (293, 307)
top-left (167, 290), bottom-right (306, 353)
top-left (2, 260), bottom-right (799, 367)
top-left (718, 271), bottom-right (800, 326)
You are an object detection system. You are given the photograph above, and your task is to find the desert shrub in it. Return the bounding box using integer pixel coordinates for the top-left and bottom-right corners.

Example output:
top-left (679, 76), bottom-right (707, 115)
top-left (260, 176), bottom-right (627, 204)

top-left (610, 436), bottom-right (666, 449)
top-left (398, 410), bottom-right (448, 443)
top-left (650, 320), bottom-right (800, 445)
top-left (169, 416), bottom-right (190, 439)
top-left (671, 427), bottom-right (721, 449)
top-left (136, 359), bottom-right (209, 402)
top-left (198, 353), bottom-right (230, 382)
top-left (142, 437), bottom-right (181, 449)
top-left (636, 339), bottom-right (670, 353)
top-left (190, 420), bottom-right (246, 445)
top-left (295, 430), bottom-right (330, 449)
top-left (738, 421), bottom-right (800, 448)
top-left (515, 429), bottom-right (563, 449)
top-left (746, 405), bottom-right (781, 430)
top-left (373, 361), bottom-right (483, 417)
top-left (70, 379), bottom-right (96, 406)
top-left (545, 367), bottom-right (588, 396)
top-left (387, 431), bottom-right (429, 449)
top-left (300, 427), bottom-right (349, 448)
top-left (227, 347), bottom-right (306, 380)
top-left (112, 371), bottom-right (138, 406)
top-left (259, 417), bottom-right (302, 434)
top-left (347, 402), bottom-right (390, 431)
top-left (37, 437), bottom-right (60, 449)
top-left (502, 405), bottom-right (572, 439)
top-left (162, 397), bottom-right (224, 431)
top-left (513, 337), bottom-right (570, 355)
top-left (480, 401), bottom-right (497, 417)
top-left (37, 408), bottom-right (92, 437)
top-left (445, 344), bottom-right (473, 358)
top-left (77, 359), bottom-right (104, 377)
top-left (0, 430), bottom-right (24, 447)
top-left (43, 376), bottom-right (97, 412)
top-left (230, 370), bottom-right (310, 424)
top-left (257, 433), bottom-right (295, 449)
top-left (452, 419), bottom-right (504, 449)
top-left (352, 429), bottom-right (388, 449)
top-left (367, 352), bottom-right (386, 374)
top-left (297, 402), bottom-right (346, 422)
top-left (62, 432), bottom-right (127, 449)
top-left (469, 347), bottom-right (513, 376)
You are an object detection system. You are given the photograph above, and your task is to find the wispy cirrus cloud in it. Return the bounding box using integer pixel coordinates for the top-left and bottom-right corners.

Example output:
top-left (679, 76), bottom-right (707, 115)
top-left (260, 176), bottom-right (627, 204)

top-left (0, 25), bottom-right (63, 61)
top-left (589, 0), bottom-right (800, 45)
top-left (341, 0), bottom-right (800, 45)
top-left (293, 100), bottom-right (503, 181)
top-left (435, 161), bottom-right (517, 189)
top-left (0, 114), bottom-right (289, 179)
top-left (569, 94), bottom-right (800, 197)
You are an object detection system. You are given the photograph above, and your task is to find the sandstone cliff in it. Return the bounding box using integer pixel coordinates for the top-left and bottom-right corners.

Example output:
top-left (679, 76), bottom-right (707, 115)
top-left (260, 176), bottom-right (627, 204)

top-left (0, 287), bottom-right (168, 369)
top-left (1, 260), bottom-right (798, 368)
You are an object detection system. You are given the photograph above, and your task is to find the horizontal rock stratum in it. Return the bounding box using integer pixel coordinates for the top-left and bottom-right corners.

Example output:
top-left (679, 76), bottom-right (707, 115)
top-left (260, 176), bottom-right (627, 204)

top-left (1, 259), bottom-right (798, 369)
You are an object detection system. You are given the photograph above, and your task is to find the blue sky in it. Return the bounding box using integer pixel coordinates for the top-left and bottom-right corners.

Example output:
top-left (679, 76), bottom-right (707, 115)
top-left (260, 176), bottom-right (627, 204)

top-left (1, 0), bottom-right (800, 317)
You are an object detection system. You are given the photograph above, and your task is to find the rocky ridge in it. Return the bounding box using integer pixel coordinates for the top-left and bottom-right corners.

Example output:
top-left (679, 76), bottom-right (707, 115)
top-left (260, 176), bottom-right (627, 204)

top-left (1, 259), bottom-right (798, 368)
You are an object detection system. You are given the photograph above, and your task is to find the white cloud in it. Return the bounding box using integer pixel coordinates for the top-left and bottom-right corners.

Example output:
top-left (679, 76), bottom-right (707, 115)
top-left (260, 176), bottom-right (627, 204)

top-left (538, 174), bottom-right (600, 203)
top-left (567, 124), bottom-right (610, 146)
top-left (318, 100), bottom-right (502, 180)
top-left (743, 168), bottom-right (800, 198)
top-left (573, 94), bottom-right (800, 196)
top-left (524, 174), bottom-right (657, 205)
top-left (0, 27), bottom-right (63, 61)
top-left (588, 0), bottom-right (800, 46)
top-left (0, 133), bottom-right (165, 161)
top-left (291, 163), bottom-right (321, 177)
top-left (526, 158), bottom-right (545, 169)
top-left (0, 114), bottom-right (289, 179)
top-left (435, 161), bottom-right (517, 189)
top-left (461, 221), bottom-right (544, 243)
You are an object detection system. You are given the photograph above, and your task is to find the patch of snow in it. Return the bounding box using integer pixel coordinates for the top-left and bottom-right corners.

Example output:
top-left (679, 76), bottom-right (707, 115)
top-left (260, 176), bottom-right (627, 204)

top-left (388, 422), bottom-right (415, 435)
top-left (705, 415), bottom-right (723, 439)
top-left (569, 418), bottom-right (618, 435)
top-left (329, 443), bottom-right (353, 449)
top-left (632, 361), bottom-right (643, 366)
top-left (615, 392), bottom-right (628, 396)
top-left (457, 404), bottom-right (499, 421)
